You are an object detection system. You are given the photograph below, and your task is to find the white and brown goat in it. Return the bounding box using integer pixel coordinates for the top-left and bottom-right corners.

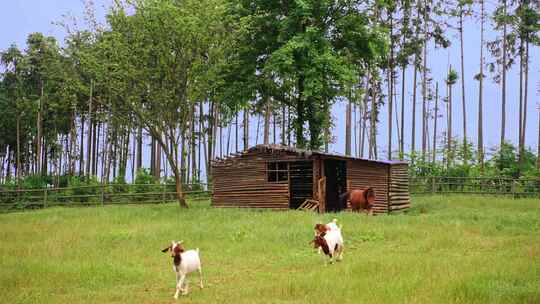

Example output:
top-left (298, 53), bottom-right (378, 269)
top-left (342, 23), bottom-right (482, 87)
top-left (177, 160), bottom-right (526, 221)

top-left (312, 220), bottom-right (344, 263)
top-left (162, 241), bottom-right (203, 299)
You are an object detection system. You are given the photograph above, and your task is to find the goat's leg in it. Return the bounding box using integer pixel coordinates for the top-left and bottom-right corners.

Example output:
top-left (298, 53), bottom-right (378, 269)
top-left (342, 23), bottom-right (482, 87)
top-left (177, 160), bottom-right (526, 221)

top-left (336, 246), bottom-right (344, 261)
top-left (182, 280), bottom-right (189, 296)
top-left (174, 273), bottom-right (181, 299)
top-left (175, 274), bottom-right (186, 299)
top-left (198, 267), bottom-right (204, 289)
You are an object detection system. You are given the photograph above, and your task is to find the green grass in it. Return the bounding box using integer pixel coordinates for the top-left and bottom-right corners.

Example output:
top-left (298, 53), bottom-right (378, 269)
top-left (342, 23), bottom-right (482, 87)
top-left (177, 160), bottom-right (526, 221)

top-left (1, 195), bottom-right (539, 304)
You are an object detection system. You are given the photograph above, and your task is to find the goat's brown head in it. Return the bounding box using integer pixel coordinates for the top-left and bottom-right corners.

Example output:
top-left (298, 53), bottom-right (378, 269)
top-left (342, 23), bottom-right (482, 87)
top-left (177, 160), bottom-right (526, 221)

top-left (314, 223), bottom-right (328, 236)
top-left (161, 241), bottom-right (185, 265)
top-left (311, 233), bottom-right (331, 256)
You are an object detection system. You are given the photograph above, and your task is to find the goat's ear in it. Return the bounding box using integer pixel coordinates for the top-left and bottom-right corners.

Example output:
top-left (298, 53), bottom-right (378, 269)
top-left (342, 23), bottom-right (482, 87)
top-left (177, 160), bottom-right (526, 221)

top-left (161, 246), bottom-right (170, 253)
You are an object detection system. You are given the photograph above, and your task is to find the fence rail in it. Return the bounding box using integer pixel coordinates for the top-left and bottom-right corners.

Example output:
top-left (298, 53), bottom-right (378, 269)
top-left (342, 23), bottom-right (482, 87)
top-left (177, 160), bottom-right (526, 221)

top-left (409, 176), bottom-right (540, 197)
top-left (0, 183), bottom-right (210, 213)
top-left (1, 177), bottom-right (538, 213)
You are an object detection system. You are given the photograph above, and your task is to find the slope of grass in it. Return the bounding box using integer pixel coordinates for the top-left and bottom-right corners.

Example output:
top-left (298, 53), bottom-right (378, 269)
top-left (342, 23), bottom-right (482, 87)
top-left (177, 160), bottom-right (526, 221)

top-left (1, 195), bottom-right (539, 304)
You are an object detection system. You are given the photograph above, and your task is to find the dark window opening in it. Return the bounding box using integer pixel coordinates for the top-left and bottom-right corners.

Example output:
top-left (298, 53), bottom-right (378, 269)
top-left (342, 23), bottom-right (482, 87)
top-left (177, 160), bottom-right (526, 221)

top-left (268, 162), bottom-right (288, 182)
top-left (324, 160), bottom-right (347, 212)
top-left (289, 161), bottom-right (313, 209)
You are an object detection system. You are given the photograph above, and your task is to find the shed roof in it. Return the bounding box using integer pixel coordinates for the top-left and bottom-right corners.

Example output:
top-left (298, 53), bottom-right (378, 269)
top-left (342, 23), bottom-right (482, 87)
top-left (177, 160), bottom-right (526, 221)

top-left (212, 144), bottom-right (408, 165)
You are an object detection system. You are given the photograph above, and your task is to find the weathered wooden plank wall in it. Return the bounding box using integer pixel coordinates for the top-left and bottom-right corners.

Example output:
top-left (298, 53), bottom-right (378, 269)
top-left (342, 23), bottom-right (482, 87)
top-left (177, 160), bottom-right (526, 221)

top-left (389, 164), bottom-right (410, 212)
top-left (212, 146), bottom-right (411, 214)
top-left (347, 160), bottom-right (390, 214)
top-left (212, 153), bottom-right (290, 209)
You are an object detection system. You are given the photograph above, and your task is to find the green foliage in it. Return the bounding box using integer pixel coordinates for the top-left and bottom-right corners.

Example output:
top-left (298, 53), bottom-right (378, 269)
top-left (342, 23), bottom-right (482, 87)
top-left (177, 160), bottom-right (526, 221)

top-left (133, 169), bottom-right (160, 196)
top-left (446, 68), bottom-right (458, 85)
top-left (65, 175), bottom-right (101, 203)
top-left (224, 0), bottom-right (389, 149)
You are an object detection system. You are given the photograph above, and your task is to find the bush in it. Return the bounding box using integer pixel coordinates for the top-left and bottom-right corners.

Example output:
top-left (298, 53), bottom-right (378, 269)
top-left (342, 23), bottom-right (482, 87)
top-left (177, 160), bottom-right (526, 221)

top-left (65, 176), bottom-right (101, 203)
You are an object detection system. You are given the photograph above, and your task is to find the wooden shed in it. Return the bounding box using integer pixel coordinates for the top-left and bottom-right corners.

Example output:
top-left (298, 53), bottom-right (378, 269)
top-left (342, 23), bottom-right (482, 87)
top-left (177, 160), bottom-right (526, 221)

top-left (211, 145), bottom-right (411, 214)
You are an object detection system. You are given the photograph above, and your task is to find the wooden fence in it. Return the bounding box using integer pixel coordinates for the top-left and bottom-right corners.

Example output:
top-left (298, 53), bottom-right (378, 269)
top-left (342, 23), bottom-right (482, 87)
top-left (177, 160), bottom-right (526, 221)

top-left (1, 176), bottom-right (538, 213)
top-left (0, 183), bottom-right (210, 213)
top-left (409, 176), bottom-right (540, 197)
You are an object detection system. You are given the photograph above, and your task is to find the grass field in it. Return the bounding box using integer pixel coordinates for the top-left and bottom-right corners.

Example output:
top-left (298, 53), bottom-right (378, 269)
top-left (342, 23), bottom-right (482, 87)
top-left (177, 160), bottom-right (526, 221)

top-left (1, 195), bottom-right (539, 304)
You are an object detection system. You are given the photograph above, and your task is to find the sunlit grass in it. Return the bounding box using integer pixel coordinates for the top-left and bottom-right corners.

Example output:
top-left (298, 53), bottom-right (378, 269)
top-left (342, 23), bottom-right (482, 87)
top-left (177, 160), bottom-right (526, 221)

top-left (1, 195), bottom-right (539, 303)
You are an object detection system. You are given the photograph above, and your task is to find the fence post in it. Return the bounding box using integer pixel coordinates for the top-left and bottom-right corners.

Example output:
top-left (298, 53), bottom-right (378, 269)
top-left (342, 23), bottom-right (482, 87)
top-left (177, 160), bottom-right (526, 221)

top-left (43, 188), bottom-right (48, 208)
top-left (162, 184), bottom-right (166, 203)
top-left (511, 180), bottom-right (516, 199)
top-left (432, 176), bottom-right (436, 194)
top-left (101, 185), bottom-right (105, 206)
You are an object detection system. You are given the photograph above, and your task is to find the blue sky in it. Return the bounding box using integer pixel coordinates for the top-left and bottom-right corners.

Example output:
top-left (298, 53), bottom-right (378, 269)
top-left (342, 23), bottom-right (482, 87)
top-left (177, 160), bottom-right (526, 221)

top-left (1, 0), bottom-right (538, 162)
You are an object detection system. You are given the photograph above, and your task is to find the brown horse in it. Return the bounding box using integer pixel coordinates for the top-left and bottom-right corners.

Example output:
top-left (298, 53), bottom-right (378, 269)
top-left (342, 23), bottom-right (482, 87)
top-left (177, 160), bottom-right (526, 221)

top-left (340, 187), bottom-right (376, 215)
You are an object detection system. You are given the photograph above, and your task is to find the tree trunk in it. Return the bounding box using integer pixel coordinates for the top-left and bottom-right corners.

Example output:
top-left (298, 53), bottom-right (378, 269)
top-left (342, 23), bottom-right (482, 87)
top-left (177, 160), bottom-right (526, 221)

top-left (422, 5), bottom-right (428, 161)
top-left (273, 111), bottom-right (276, 144)
top-left (287, 104), bottom-right (292, 146)
top-left (537, 109), bottom-right (540, 169)
top-left (36, 80), bottom-right (44, 176)
top-left (16, 113), bottom-right (21, 182)
top-left (149, 128), bottom-right (188, 208)
top-left (86, 80), bottom-right (93, 177)
top-left (207, 101), bottom-right (214, 179)
top-left (360, 73), bottom-right (369, 158)
top-left (192, 105), bottom-right (197, 182)
top-left (521, 40), bottom-right (528, 158)
top-left (243, 107), bottom-right (249, 150)
top-left (79, 114), bottom-right (85, 176)
top-left (354, 104), bottom-right (358, 157)
top-left (226, 122), bottom-right (231, 155)
top-left (180, 130), bottom-right (186, 183)
top-left (92, 120), bottom-right (98, 176)
top-left (385, 8), bottom-right (394, 160)
top-left (131, 128), bottom-right (136, 181)
top-left (264, 97), bottom-right (270, 145)
top-left (448, 81), bottom-right (453, 167)
top-left (136, 127), bottom-right (142, 172)
top-left (198, 101), bottom-right (203, 183)
top-left (281, 105), bottom-right (286, 145)
top-left (412, 62), bottom-right (418, 156)
top-left (296, 76), bottom-right (306, 148)
top-left (235, 111), bottom-right (239, 152)
top-left (411, 3), bottom-right (421, 157)
top-left (155, 134), bottom-right (162, 181)
top-left (518, 36), bottom-right (524, 166)
top-left (150, 136), bottom-right (156, 177)
top-left (69, 111), bottom-right (77, 175)
top-left (432, 82), bottom-right (439, 164)
top-left (500, 0), bottom-right (507, 148)
top-left (400, 66), bottom-right (405, 160)
top-left (218, 112), bottom-right (223, 158)
top-left (478, 0), bottom-right (485, 171)
top-left (459, 9), bottom-right (467, 163)
top-left (370, 77), bottom-right (378, 159)
top-left (346, 96), bottom-right (352, 156)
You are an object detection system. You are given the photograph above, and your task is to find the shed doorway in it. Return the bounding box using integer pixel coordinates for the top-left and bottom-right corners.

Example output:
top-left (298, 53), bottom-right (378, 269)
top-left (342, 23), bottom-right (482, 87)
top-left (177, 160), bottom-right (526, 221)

top-left (289, 161), bottom-right (313, 209)
top-left (324, 159), bottom-right (347, 212)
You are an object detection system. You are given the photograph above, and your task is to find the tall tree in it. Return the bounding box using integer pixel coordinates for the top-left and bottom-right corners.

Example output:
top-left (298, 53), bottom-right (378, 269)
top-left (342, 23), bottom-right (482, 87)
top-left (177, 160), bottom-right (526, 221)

top-left (226, 0), bottom-right (388, 150)
top-left (446, 67), bottom-right (458, 168)
top-left (476, 0), bottom-right (485, 171)
top-left (500, 0), bottom-right (508, 148)
top-left (456, 0), bottom-right (473, 163)
top-left (432, 82), bottom-right (439, 164)
top-left (98, 0), bottom-right (228, 207)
